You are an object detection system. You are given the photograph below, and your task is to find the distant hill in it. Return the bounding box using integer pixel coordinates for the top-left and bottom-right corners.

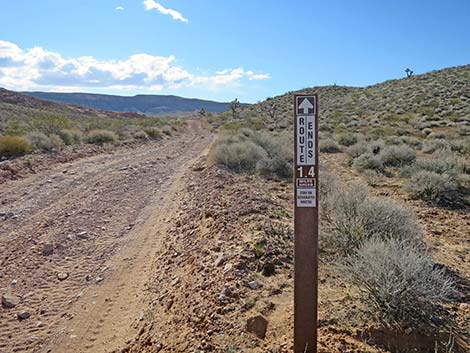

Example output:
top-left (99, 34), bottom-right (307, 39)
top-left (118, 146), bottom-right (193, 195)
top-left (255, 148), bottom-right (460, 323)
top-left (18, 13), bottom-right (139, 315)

top-left (24, 92), bottom-right (233, 115)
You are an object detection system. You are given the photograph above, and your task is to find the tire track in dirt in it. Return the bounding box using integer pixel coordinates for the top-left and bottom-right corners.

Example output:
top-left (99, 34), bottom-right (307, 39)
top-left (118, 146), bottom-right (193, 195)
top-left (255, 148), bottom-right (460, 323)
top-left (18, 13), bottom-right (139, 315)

top-left (0, 120), bottom-right (212, 353)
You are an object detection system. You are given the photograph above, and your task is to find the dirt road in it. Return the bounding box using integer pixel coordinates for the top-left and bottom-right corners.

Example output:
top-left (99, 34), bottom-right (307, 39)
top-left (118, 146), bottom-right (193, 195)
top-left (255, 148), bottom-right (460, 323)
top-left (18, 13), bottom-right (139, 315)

top-left (0, 121), bottom-right (212, 353)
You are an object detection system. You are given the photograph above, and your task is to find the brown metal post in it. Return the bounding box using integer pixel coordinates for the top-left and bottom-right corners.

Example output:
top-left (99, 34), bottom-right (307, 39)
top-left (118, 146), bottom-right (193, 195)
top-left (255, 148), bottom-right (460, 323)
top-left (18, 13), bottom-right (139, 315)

top-left (294, 94), bottom-right (319, 353)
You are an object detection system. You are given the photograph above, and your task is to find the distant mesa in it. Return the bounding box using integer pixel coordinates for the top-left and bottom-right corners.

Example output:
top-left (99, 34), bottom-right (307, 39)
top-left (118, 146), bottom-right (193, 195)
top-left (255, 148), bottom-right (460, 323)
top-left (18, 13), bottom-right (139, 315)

top-left (23, 91), bottom-right (239, 115)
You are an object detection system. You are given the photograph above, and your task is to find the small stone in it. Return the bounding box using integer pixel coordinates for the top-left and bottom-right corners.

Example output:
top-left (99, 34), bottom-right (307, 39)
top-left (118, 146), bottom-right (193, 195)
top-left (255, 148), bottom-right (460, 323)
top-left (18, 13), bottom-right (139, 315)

top-left (2, 294), bottom-right (21, 308)
top-left (246, 315), bottom-right (268, 339)
top-left (248, 281), bottom-right (259, 290)
top-left (223, 263), bottom-right (233, 275)
top-left (139, 312), bottom-right (145, 321)
top-left (17, 311), bottom-right (30, 320)
top-left (95, 276), bottom-right (104, 283)
top-left (42, 244), bottom-right (54, 256)
top-left (214, 252), bottom-right (224, 267)
top-left (57, 273), bottom-right (69, 281)
top-left (76, 231), bottom-right (88, 240)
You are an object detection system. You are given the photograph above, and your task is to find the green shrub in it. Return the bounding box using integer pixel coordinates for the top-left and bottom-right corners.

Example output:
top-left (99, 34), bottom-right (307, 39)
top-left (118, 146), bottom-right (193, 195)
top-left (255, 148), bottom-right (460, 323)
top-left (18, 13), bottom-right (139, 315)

top-left (319, 171), bottom-right (340, 219)
top-left (58, 129), bottom-right (82, 145)
top-left (342, 238), bottom-right (455, 325)
top-left (85, 129), bottom-right (117, 144)
top-left (406, 171), bottom-right (457, 201)
top-left (379, 145), bottom-right (416, 167)
top-left (319, 139), bottom-right (341, 153)
top-left (353, 153), bottom-right (384, 173)
top-left (0, 135), bottom-right (30, 157)
top-left (27, 131), bottom-right (53, 151)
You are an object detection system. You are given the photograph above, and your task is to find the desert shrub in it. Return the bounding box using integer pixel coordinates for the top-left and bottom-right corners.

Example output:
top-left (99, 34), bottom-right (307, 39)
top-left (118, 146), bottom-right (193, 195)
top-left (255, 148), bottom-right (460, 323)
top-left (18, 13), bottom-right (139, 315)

top-left (211, 140), bottom-right (267, 173)
top-left (32, 115), bottom-right (71, 135)
top-left (428, 131), bottom-right (448, 139)
top-left (162, 125), bottom-right (173, 136)
top-left (319, 171), bottom-right (340, 219)
top-left (58, 129), bottom-right (82, 145)
top-left (353, 153), bottom-right (384, 173)
top-left (379, 145), bottom-right (416, 167)
top-left (133, 130), bottom-right (148, 140)
top-left (346, 141), bottom-right (369, 158)
top-left (85, 129), bottom-right (117, 144)
top-left (332, 183), bottom-right (422, 249)
top-left (210, 129), bottom-right (293, 179)
top-left (422, 139), bottom-right (451, 154)
top-left (450, 138), bottom-right (470, 154)
top-left (144, 127), bottom-right (162, 139)
top-left (336, 132), bottom-right (358, 146)
top-left (319, 139), bottom-right (340, 153)
top-left (399, 135), bottom-right (423, 149)
top-left (49, 134), bottom-right (64, 150)
top-left (406, 171), bottom-right (458, 201)
top-left (341, 238), bottom-right (455, 325)
top-left (27, 131), bottom-right (53, 151)
top-left (0, 135), bottom-right (30, 157)
top-left (400, 155), bottom-right (465, 179)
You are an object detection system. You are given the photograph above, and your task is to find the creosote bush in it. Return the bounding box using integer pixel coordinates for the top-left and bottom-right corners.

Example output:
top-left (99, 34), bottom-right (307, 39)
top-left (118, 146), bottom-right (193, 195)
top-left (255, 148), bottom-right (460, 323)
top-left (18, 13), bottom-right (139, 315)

top-left (342, 238), bottom-right (455, 325)
top-left (58, 129), bottom-right (82, 145)
top-left (85, 129), bottom-right (117, 145)
top-left (0, 135), bottom-right (30, 157)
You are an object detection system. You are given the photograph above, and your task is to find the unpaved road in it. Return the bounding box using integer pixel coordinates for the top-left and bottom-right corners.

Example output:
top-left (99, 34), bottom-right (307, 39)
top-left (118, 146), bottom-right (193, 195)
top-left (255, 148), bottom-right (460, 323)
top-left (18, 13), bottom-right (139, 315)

top-left (0, 121), bottom-right (212, 353)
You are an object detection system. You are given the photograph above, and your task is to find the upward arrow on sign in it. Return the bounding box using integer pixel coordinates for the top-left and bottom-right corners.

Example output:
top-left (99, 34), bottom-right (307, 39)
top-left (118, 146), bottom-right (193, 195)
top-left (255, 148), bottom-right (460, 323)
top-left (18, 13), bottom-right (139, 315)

top-left (299, 98), bottom-right (314, 114)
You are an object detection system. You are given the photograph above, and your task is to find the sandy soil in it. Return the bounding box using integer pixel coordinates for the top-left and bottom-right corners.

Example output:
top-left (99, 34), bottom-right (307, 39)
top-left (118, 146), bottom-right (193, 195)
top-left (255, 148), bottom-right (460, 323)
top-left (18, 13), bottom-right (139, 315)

top-left (0, 120), bottom-right (212, 353)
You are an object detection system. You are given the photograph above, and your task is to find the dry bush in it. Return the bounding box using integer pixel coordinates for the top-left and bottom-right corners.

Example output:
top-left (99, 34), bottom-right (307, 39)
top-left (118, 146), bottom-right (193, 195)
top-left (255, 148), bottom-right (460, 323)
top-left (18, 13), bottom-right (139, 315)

top-left (332, 183), bottom-right (423, 250)
top-left (58, 129), bottom-right (82, 145)
top-left (0, 135), bottom-right (30, 157)
top-left (85, 129), bottom-right (117, 144)
top-left (27, 131), bottom-right (55, 151)
top-left (346, 141), bottom-right (369, 158)
top-left (353, 153), bottom-right (384, 173)
top-left (318, 171), bottom-right (340, 219)
top-left (423, 139), bottom-right (451, 153)
top-left (336, 132), bottom-right (359, 146)
top-left (341, 238), bottom-right (455, 325)
top-left (406, 171), bottom-right (458, 201)
top-left (379, 145), bottom-right (416, 167)
top-left (319, 139), bottom-right (341, 153)
top-left (210, 129), bottom-right (293, 179)
top-left (144, 127), bottom-right (162, 139)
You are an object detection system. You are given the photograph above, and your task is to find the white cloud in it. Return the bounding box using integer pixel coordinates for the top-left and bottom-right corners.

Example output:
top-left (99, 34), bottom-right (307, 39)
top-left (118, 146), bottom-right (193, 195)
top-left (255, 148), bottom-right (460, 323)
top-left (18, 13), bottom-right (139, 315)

top-left (116, 6), bottom-right (124, 11)
top-left (0, 40), bottom-right (270, 93)
top-left (143, 0), bottom-right (188, 23)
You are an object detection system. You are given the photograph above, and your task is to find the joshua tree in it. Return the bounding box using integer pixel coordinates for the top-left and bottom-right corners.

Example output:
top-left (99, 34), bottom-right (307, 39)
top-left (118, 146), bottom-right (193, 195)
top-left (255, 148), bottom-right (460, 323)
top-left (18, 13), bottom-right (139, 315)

top-left (405, 68), bottom-right (414, 78)
top-left (268, 102), bottom-right (277, 120)
top-left (198, 107), bottom-right (206, 117)
top-left (229, 98), bottom-right (241, 118)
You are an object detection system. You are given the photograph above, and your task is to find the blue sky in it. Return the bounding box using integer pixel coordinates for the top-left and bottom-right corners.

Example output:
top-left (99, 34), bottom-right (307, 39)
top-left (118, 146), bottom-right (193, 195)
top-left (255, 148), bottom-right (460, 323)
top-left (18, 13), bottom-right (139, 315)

top-left (0, 0), bottom-right (469, 102)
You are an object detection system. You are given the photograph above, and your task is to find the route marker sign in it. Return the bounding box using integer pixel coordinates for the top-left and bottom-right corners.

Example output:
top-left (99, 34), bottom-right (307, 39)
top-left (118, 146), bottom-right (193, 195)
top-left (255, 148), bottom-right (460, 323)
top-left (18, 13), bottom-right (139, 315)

top-left (294, 94), bottom-right (319, 353)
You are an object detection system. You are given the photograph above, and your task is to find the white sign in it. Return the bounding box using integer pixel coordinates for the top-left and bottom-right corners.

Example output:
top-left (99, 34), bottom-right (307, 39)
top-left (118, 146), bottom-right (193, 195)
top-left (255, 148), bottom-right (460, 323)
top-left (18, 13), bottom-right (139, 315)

top-left (296, 188), bottom-right (317, 208)
top-left (296, 115), bottom-right (315, 165)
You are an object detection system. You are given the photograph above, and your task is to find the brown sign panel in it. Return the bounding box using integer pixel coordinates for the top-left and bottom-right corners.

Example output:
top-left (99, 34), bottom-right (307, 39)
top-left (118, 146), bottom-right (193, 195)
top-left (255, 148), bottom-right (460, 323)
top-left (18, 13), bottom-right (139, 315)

top-left (294, 94), bottom-right (319, 353)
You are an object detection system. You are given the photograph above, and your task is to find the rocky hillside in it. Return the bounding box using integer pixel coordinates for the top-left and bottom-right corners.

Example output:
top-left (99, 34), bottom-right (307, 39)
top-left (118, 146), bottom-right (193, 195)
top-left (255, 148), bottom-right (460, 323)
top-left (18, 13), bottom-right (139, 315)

top-left (240, 65), bottom-right (470, 137)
